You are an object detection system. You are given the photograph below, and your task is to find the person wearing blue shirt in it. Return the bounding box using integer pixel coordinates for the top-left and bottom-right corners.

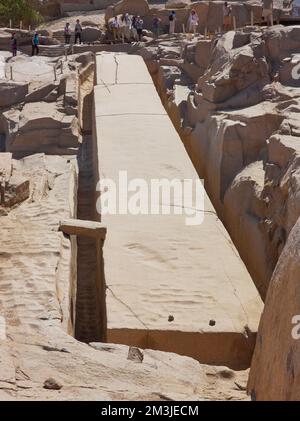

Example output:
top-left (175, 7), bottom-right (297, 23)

top-left (32, 31), bottom-right (39, 56)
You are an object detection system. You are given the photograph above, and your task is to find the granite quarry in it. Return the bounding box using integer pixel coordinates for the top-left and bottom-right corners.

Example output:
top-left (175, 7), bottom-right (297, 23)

top-left (0, 0), bottom-right (300, 402)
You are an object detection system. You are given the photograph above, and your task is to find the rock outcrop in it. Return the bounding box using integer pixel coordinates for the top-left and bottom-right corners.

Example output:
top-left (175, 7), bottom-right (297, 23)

top-left (2, 102), bottom-right (78, 155)
top-left (0, 54), bottom-right (85, 157)
top-left (248, 216), bottom-right (300, 400)
top-left (2, 151), bottom-right (244, 401)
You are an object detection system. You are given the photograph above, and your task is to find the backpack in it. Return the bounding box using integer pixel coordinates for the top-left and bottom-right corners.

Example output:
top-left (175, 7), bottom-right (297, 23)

top-left (169, 14), bottom-right (174, 21)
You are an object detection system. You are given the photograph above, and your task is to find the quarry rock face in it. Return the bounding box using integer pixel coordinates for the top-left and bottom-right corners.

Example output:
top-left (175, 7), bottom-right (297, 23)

top-left (0, 46), bottom-right (254, 402)
top-left (248, 217), bottom-right (300, 400)
top-left (1, 3), bottom-right (300, 402)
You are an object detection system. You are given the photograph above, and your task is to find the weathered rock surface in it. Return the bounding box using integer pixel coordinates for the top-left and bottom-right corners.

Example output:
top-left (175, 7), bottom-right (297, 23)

top-left (248, 216), bottom-right (300, 400)
top-left (0, 82), bottom-right (28, 108)
top-left (95, 52), bottom-right (263, 370)
top-left (2, 102), bottom-right (78, 155)
top-left (2, 8), bottom-right (300, 401)
top-left (0, 151), bottom-right (249, 401)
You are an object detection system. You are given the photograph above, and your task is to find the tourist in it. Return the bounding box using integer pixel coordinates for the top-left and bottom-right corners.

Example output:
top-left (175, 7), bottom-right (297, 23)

top-left (75, 19), bottom-right (83, 44)
top-left (169, 10), bottom-right (176, 34)
top-left (111, 16), bottom-right (120, 42)
top-left (120, 13), bottom-right (131, 42)
top-left (188, 9), bottom-right (199, 34)
top-left (262, 0), bottom-right (274, 25)
top-left (131, 15), bottom-right (138, 40)
top-left (11, 33), bottom-right (17, 57)
top-left (31, 31), bottom-right (39, 56)
top-left (136, 16), bottom-right (144, 42)
top-left (152, 15), bottom-right (161, 37)
top-left (64, 22), bottom-right (71, 44)
top-left (223, 2), bottom-right (232, 31)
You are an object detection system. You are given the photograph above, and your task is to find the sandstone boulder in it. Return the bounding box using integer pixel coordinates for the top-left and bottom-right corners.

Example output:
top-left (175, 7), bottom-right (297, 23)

top-left (194, 40), bottom-right (212, 70)
top-left (114, 0), bottom-right (150, 16)
top-left (199, 43), bottom-right (270, 104)
top-left (2, 102), bottom-right (78, 155)
top-left (166, 0), bottom-right (191, 9)
top-left (82, 27), bottom-right (102, 43)
top-left (0, 82), bottom-right (28, 108)
top-left (82, 20), bottom-right (100, 28)
top-left (263, 26), bottom-right (300, 62)
top-left (158, 65), bottom-right (182, 91)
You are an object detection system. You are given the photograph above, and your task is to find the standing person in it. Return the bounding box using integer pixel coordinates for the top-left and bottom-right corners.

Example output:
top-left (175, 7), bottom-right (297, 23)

top-left (124, 13), bottom-right (132, 42)
top-left (64, 22), bottom-right (71, 44)
top-left (111, 16), bottom-right (120, 42)
top-left (11, 32), bottom-right (17, 57)
top-left (223, 2), bottom-right (232, 31)
top-left (152, 15), bottom-right (161, 37)
top-left (75, 19), bottom-right (82, 44)
top-left (120, 14), bottom-right (131, 43)
top-left (136, 16), bottom-right (144, 41)
top-left (169, 10), bottom-right (176, 34)
top-left (131, 15), bottom-right (138, 40)
top-left (31, 31), bottom-right (39, 56)
top-left (262, 0), bottom-right (274, 25)
top-left (188, 9), bottom-right (199, 34)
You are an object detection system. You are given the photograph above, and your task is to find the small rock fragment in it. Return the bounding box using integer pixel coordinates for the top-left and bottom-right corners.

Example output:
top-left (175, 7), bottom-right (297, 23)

top-left (43, 378), bottom-right (62, 390)
top-left (127, 346), bottom-right (144, 363)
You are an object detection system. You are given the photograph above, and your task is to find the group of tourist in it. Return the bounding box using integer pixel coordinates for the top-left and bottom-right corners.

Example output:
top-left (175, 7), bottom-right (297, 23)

top-left (9, 0), bottom-right (276, 57)
top-left (10, 18), bottom-right (84, 58)
top-left (169, 10), bottom-right (200, 34)
top-left (108, 9), bottom-right (201, 42)
top-left (11, 31), bottom-right (40, 57)
top-left (64, 19), bottom-right (83, 44)
top-left (110, 14), bottom-right (144, 42)
top-left (107, 0), bottom-right (275, 43)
